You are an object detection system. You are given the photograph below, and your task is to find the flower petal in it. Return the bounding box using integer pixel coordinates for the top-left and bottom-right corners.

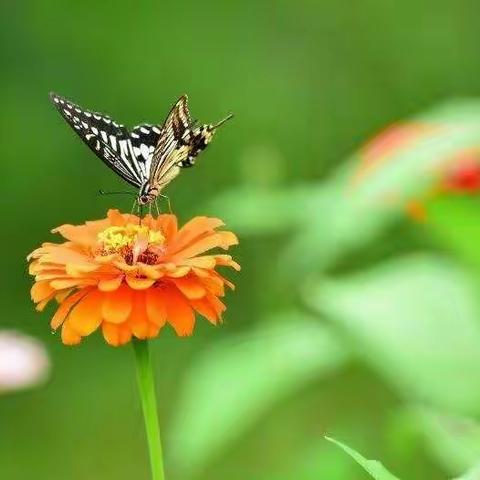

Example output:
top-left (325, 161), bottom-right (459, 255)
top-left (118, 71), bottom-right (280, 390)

top-left (31, 281), bottom-right (56, 303)
top-left (190, 296), bottom-right (219, 324)
top-left (102, 322), bottom-right (132, 346)
top-left (50, 278), bottom-right (96, 290)
top-left (128, 291), bottom-right (150, 339)
top-left (125, 276), bottom-right (156, 290)
top-left (145, 288), bottom-right (167, 327)
top-left (36, 293), bottom-right (55, 312)
top-left (206, 293), bottom-right (227, 317)
top-left (65, 262), bottom-right (100, 277)
top-left (102, 284), bottom-right (133, 324)
top-left (52, 224), bottom-right (100, 247)
top-left (51, 289), bottom-right (91, 330)
top-left (172, 276), bottom-right (206, 299)
top-left (68, 290), bottom-right (104, 336)
top-left (157, 214), bottom-right (177, 242)
top-left (170, 217), bottom-right (225, 253)
top-left (61, 321), bottom-right (82, 345)
top-left (163, 286), bottom-right (195, 336)
top-left (107, 209), bottom-right (128, 226)
top-left (98, 275), bottom-right (124, 292)
top-left (137, 264), bottom-right (163, 280)
top-left (163, 265), bottom-right (190, 278)
top-left (182, 256), bottom-right (217, 269)
top-left (170, 232), bottom-right (238, 260)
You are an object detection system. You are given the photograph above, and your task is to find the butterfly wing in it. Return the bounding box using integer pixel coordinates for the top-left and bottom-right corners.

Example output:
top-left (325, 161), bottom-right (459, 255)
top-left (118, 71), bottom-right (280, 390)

top-left (49, 92), bottom-right (146, 187)
top-left (149, 95), bottom-right (193, 190)
top-left (129, 124), bottom-right (163, 180)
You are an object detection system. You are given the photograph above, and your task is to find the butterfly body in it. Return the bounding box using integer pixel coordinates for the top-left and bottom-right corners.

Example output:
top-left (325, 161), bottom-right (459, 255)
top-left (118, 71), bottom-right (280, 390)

top-left (49, 92), bottom-right (232, 205)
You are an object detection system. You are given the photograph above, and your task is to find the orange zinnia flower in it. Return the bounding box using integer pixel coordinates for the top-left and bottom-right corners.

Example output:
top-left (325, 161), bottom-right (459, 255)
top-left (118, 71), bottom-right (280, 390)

top-left (28, 209), bottom-right (240, 346)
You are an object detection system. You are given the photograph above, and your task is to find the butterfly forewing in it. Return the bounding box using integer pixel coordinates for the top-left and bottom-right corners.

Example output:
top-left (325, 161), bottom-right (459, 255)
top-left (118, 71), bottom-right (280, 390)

top-left (50, 92), bottom-right (150, 187)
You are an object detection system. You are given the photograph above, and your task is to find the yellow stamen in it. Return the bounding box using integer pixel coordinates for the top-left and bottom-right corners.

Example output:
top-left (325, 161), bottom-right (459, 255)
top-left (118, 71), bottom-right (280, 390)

top-left (98, 225), bottom-right (164, 254)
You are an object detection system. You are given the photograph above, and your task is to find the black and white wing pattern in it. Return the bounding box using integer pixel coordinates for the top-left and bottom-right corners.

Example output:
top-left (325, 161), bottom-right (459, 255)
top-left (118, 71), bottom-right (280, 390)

top-left (49, 92), bottom-right (161, 188)
top-left (150, 95), bottom-right (193, 188)
top-left (129, 123), bottom-right (163, 180)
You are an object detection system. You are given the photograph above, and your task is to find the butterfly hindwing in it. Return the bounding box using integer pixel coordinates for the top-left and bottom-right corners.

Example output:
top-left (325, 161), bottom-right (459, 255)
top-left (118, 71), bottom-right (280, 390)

top-left (130, 124), bottom-right (162, 178)
top-left (150, 95), bottom-right (193, 188)
top-left (49, 92), bottom-right (145, 187)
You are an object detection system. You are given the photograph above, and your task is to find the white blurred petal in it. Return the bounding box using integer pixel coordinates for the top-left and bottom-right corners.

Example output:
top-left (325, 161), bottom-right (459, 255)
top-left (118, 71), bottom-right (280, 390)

top-left (0, 331), bottom-right (50, 394)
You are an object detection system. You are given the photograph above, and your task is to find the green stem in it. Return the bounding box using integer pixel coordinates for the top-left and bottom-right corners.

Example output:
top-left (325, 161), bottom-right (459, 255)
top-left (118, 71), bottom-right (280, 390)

top-left (133, 339), bottom-right (165, 480)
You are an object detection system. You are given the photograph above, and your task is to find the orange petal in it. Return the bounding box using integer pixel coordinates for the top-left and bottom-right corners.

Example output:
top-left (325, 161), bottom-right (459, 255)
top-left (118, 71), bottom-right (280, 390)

top-left (215, 255), bottom-right (241, 271)
top-left (36, 270), bottom-right (69, 281)
top-left (163, 265), bottom-right (191, 278)
top-left (190, 296), bottom-right (219, 324)
top-left (170, 217), bottom-right (225, 253)
top-left (52, 224), bottom-right (99, 247)
top-left (98, 275), bottom-right (124, 292)
top-left (39, 245), bottom-right (91, 265)
top-left (182, 256), bottom-right (217, 269)
top-left (102, 322), bottom-right (132, 346)
top-left (163, 286), bottom-right (195, 336)
top-left (102, 284), bottom-right (133, 324)
top-left (195, 271), bottom-right (225, 296)
top-left (157, 214), bottom-right (178, 242)
top-left (172, 276), bottom-right (206, 299)
top-left (145, 288), bottom-right (167, 327)
top-left (137, 264), bottom-right (163, 280)
top-left (36, 293), bottom-right (56, 312)
top-left (125, 276), bottom-right (156, 290)
top-left (50, 278), bottom-right (96, 290)
top-left (107, 209), bottom-right (128, 226)
top-left (55, 289), bottom-right (73, 303)
top-left (31, 281), bottom-right (56, 303)
top-left (68, 290), bottom-right (104, 336)
top-left (65, 262), bottom-right (100, 277)
top-left (51, 289), bottom-right (91, 330)
top-left (145, 322), bottom-right (161, 339)
top-left (128, 291), bottom-right (150, 339)
top-left (171, 232), bottom-right (238, 260)
top-left (206, 293), bottom-right (226, 317)
top-left (61, 321), bottom-right (82, 345)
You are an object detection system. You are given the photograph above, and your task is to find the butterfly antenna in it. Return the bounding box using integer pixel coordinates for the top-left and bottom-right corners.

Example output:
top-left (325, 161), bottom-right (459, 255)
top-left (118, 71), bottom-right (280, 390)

top-left (211, 113), bottom-right (234, 129)
top-left (99, 189), bottom-right (136, 197)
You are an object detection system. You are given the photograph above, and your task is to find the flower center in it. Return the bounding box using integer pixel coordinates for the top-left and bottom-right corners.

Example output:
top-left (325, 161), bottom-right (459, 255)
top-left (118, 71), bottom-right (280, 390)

top-left (97, 224), bottom-right (165, 265)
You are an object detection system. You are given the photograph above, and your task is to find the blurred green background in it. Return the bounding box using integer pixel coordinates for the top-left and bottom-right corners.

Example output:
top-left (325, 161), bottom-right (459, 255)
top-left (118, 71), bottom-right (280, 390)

top-left (3, 1), bottom-right (480, 479)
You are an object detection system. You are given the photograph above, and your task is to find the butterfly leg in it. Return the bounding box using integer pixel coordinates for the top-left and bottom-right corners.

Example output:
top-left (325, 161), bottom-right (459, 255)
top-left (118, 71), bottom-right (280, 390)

top-left (159, 194), bottom-right (173, 213)
top-left (130, 198), bottom-right (138, 216)
top-left (139, 205), bottom-right (145, 225)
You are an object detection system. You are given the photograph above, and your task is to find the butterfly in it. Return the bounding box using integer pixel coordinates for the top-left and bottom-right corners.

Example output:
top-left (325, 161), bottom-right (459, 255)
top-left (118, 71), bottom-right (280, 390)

top-left (49, 92), bottom-right (233, 205)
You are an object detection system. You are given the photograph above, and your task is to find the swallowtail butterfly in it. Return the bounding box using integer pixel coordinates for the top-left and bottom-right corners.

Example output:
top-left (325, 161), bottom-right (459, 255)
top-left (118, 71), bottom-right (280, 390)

top-left (49, 92), bottom-right (233, 205)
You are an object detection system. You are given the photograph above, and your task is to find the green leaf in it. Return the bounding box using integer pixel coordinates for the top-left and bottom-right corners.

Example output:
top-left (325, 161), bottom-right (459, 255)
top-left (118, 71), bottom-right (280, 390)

top-left (169, 313), bottom-right (349, 476)
top-left (307, 255), bottom-right (480, 415)
top-left (208, 100), bottom-right (480, 244)
top-left (405, 406), bottom-right (480, 476)
top-left (325, 436), bottom-right (401, 480)
top-left (454, 464), bottom-right (480, 480)
top-left (427, 195), bottom-right (480, 268)
top-left (279, 100), bottom-right (480, 275)
top-left (205, 185), bottom-right (327, 235)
